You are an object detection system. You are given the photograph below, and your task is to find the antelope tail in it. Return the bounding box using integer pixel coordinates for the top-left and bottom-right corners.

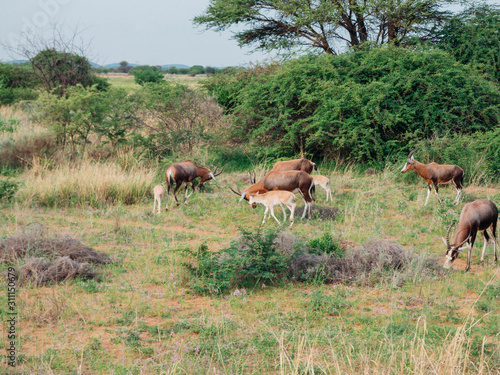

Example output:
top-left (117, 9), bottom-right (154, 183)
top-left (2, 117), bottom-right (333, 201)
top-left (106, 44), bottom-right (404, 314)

top-left (166, 170), bottom-right (175, 188)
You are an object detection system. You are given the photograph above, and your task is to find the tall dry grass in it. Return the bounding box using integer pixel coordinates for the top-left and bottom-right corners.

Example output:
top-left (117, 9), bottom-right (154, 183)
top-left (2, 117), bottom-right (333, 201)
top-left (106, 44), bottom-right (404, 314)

top-left (275, 315), bottom-right (491, 374)
top-left (17, 158), bottom-right (155, 207)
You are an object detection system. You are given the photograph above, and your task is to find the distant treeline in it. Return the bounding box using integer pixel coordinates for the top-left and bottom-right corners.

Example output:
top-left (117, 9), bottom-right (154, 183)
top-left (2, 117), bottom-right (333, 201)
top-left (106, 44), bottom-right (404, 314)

top-left (93, 62), bottom-right (221, 76)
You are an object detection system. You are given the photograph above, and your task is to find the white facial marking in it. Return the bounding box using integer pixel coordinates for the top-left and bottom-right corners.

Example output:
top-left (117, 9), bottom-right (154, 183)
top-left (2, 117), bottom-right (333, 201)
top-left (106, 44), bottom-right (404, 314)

top-left (401, 163), bottom-right (407, 172)
top-left (209, 172), bottom-right (215, 180)
top-left (239, 193), bottom-right (246, 202)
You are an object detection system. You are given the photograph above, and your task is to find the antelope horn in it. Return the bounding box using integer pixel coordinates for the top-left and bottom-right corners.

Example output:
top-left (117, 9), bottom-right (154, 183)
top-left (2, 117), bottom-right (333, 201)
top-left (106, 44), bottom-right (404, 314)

top-left (229, 185), bottom-right (242, 196)
top-left (445, 222), bottom-right (454, 248)
top-left (213, 166), bottom-right (224, 177)
top-left (248, 171), bottom-right (256, 184)
top-left (456, 236), bottom-right (470, 250)
top-left (408, 148), bottom-right (418, 159)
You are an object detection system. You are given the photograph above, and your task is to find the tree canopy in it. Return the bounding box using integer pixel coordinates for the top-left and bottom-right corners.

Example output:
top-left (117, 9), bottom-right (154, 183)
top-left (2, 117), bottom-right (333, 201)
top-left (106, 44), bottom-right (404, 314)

top-left (435, 3), bottom-right (500, 82)
top-left (194, 0), bottom-right (453, 54)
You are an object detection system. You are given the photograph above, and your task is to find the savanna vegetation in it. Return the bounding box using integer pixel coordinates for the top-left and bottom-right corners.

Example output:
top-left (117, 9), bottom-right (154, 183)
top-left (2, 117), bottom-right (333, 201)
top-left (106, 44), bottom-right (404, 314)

top-left (1, 2), bottom-right (500, 374)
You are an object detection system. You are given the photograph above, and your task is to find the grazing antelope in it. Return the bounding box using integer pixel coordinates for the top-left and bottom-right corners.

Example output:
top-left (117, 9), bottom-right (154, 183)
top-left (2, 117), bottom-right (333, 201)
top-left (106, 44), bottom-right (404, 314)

top-left (249, 191), bottom-right (296, 226)
top-left (272, 158), bottom-right (317, 174)
top-left (311, 175), bottom-right (332, 202)
top-left (401, 149), bottom-right (464, 205)
top-left (443, 199), bottom-right (498, 272)
top-left (165, 160), bottom-right (223, 208)
top-left (230, 170), bottom-right (314, 219)
top-left (152, 184), bottom-right (165, 214)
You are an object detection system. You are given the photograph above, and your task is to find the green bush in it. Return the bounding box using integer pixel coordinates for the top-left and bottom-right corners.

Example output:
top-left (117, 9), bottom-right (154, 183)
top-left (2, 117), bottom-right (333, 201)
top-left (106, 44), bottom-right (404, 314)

top-left (307, 232), bottom-right (344, 258)
top-left (182, 228), bottom-right (299, 295)
top-left (202, 46), bottom-right (500, 167)
top-left (0, 179), bottom-right (20, 201)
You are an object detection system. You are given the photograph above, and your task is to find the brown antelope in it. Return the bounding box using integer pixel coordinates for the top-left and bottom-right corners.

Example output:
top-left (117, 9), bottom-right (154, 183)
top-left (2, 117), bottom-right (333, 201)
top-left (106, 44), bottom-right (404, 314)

top-left (272, 158), bottom-right (317, 174)
top-left (152, 184), bottom-right (165, 214)
top-left (311, 175), bottom-right (332, 202)
top-left (401, 149), bottom-right (464, 205)
top-left (443, 199), bottom-right (498, 272)
top-left (248, 191), bottom-right (296, 226)
top-left (230, 170), bottom-right (314, 220)
top-left (165, 160), bottom-right (222, 208)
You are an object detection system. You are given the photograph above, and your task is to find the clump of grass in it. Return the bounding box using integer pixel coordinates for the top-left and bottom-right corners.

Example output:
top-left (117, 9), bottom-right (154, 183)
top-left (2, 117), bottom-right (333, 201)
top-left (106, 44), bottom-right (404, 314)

top-left (0, 127), bottom-right (55, 168)
top-left (17, 157), bottom-right (155, 207)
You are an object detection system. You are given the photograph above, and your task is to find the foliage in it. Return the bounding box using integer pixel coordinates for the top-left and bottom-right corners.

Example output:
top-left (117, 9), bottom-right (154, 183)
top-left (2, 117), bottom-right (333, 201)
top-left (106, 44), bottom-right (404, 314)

top-left (130, 66), bottom-right (164, 85)
top-left (183, 228), bottom-right (298, 295)
top-left (33, 85), bottom-right (140, 152)
top-left (307, 232), bottom-right (344, 258)
top-left (0, 62), bottom-right (38, 104)
top-left (0, 179), bottom-right (19, 201)
top-left (137, 82), bottom-right (226, 156)
top-left (435, 4), bottom-right (500, 83)
top-left (194, 0), bottom-right (452, 54)
top-left (30, 49), bottom-right (95, 96)
top-left (203, 46), bottom-right (500, 166)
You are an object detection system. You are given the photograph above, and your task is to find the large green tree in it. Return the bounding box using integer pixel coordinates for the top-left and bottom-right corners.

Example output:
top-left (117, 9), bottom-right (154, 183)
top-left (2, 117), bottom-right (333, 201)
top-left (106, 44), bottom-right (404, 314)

top-left (31, 48), bottom-right (95, 96)
top-left (435, 3), bottom-right (500, 82)
top-left (194, 0), bottom-right (452, 54)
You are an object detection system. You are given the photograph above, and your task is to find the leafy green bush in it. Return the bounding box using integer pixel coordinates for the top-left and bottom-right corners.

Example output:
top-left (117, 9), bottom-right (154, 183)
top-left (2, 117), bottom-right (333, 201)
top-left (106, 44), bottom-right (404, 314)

top-left (307, 232), bottom-right (344, 258)
top-left (130, 66), bottom-right (164, 85)
top-left (203, 46), bottom-right (500, 167)
top-left (182, 228), bottom-right (299, 295)
top-left (0, 179), bottom-right (19, 201)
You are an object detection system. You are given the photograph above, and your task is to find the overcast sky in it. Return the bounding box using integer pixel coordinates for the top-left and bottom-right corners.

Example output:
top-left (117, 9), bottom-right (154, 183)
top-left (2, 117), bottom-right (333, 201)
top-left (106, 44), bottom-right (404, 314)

top-left (0, 0), bottom-right (276, 67)
top-left (1, 1), bottom-right (497, 68)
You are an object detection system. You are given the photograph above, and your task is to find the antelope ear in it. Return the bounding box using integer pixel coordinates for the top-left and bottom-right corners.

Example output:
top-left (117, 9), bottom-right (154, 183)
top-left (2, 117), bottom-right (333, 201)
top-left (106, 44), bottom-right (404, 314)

top-left (239, 193), bottom-right (246, 202)
top-left (441, 237), bottom-right (447, 246)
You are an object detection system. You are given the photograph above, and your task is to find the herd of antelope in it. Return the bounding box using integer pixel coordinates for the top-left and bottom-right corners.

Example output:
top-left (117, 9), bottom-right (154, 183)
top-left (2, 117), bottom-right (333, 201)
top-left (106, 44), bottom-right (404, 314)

top-left (152, 150), bottom-right (498, 273)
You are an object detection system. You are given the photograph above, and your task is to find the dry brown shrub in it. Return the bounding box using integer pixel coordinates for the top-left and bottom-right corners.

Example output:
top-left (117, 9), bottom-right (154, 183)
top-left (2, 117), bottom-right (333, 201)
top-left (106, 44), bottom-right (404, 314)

top-left (0, 225), bottom-right (109, 286)
top-left (291, 239), bottom-right (434, 286)
top-left (19, 256), bottom-right (96, 286)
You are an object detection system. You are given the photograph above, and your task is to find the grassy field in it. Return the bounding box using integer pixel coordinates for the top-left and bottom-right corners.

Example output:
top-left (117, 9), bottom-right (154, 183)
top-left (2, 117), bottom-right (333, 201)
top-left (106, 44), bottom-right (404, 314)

top-left (98, 73), bottom-right (208, 90)
top-left (1, 155), bottom-right (500, 373)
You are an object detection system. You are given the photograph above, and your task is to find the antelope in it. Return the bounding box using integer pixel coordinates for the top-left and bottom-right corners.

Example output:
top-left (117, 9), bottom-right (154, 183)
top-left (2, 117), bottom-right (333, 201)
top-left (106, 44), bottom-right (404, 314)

top-left (152, 184), bottom-right (165, 214)
top-left (272, 158), bottom-right (317, 174)
top-left (165, 160), bottom-right (223, 208)
top-left (230, 170), bottom-right (314, 219)
top-left (443, 199), bottom-right (498, 272)
top-left (248, 191), bottom-right (296, 226)
top-left (311, 175), bottom-right (332, 202)
top-left (401, 149), bottom-right (464, 205)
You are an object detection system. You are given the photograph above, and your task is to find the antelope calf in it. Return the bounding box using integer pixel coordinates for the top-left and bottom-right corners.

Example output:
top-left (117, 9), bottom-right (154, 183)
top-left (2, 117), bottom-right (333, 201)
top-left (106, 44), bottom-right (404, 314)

top-left (311, 175), bottom-right (332, 202)
top-left (248, 191), bottom-right (296, 226)
top-left (401, 149), bottom-right (464, 205)
top-left (443, 199), bottom-right (498, 272)
top-left (152, 184), bottom-right (165, 214)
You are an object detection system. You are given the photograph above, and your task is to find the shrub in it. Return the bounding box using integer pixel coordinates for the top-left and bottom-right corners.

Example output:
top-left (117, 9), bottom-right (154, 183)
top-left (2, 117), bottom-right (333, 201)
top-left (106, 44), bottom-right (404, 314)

top-left (307, 232), bottom-right (344, 258)
top-left (203, 46), bottom-right (500, 166)
top-left (0, 179), bottom-right (19, 201)
top-left (182, 228), bottom-right (301, 295)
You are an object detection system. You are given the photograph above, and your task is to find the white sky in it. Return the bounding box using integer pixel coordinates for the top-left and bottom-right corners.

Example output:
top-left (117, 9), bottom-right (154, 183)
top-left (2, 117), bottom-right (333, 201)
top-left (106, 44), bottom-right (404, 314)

top-left (0, 0), bottom-right (276, 67)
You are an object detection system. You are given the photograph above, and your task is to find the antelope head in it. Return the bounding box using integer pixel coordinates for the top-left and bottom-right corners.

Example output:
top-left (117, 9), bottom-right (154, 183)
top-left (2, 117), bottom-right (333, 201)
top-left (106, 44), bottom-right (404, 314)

top-left (442, 223), bottom-right (469, 269)
top-left (401, 148), bottom-right (418, 173)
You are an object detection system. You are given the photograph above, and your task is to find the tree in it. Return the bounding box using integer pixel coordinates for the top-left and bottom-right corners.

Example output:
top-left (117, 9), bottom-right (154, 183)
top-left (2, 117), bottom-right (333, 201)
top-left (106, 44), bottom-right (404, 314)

top-left (117, 61), bottom-right (132, 73)
top-left (31, 48), bottom-right (94, 96)
top-left (168, 66), bottom-right (179, 75)
top-left (194, 0), bottom-right (452, 54)
top-left (435, 4), bottom-right (500, 82)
